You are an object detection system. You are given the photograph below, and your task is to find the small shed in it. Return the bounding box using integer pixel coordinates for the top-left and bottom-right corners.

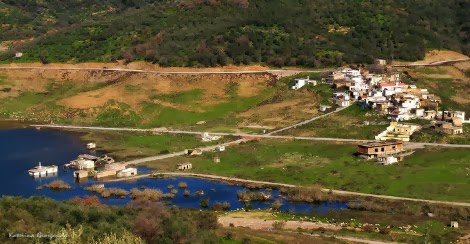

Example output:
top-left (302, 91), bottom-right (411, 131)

top-left (86, 143), bottom-right (96, 149)
top-left (74, 170), bottom-right (88, 179)
top-left (213, 156), bottom-right (221, 163)
top-left (117, 168), bottom-right (137, 178)
top-left (451, 221), bottom-right (459, 228)
top-left (319, 105), bottom-right (332, 112)
top-left (186, 149), bottom-right (203, 156)
top-left (177, 163), bottom-right (192, 170)
top-left (215, 145), bottom-right (225, 152)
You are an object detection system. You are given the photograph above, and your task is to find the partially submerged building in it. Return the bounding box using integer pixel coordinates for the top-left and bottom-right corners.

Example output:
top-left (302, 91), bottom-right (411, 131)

top-left (117, 168), bottom-right (137, 178)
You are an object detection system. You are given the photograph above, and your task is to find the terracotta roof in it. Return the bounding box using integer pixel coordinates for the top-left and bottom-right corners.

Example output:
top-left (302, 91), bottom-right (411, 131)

top-left (380, 82), bottom-right (407, 87)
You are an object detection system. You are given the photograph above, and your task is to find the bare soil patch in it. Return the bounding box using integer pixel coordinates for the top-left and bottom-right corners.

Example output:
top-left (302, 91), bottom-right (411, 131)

top-left (394, 50), bottom-right (469, 65)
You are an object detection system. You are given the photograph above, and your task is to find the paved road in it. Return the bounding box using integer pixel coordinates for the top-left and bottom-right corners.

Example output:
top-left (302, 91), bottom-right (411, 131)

top-left (32, 124), bottom-right (470, 148)
top-left (267, 104), bottom-right (352, 135)
top-left (108, 172), bottom-right (470, 207)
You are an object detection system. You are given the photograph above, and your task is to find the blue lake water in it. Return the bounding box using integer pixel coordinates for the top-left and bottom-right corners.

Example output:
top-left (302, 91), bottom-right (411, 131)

top-left (0, 128), bottom-right (348, 214)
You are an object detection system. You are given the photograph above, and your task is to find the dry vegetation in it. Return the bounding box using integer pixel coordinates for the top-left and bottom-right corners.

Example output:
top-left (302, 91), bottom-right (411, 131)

top-left (42, 180), bottom-right (72, 190)
top-left (84, 185), bottom-right (129, 198)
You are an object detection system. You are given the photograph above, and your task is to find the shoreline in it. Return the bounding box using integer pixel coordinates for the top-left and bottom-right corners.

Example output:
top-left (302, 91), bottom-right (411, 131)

top-left (105, 172), bottom-right (470, 207)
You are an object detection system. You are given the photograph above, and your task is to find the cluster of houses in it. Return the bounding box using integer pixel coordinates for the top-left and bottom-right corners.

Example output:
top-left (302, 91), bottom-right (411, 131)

top-left (326, 60), bottom-right (467, 140)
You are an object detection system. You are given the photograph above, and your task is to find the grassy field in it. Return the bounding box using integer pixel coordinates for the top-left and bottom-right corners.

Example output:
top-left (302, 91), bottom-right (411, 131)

top-left (278, 104), bottom-right (390, 139)
top-left (79, 131), bottom-right (233, 161)
top-left (142, 139), bottom-right (470, 202)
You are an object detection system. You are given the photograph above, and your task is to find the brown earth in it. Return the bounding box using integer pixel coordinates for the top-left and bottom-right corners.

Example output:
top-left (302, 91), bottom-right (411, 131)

top-left (394, 50), bottom-right (469, 65)
top-left (0, 69), bottom-right (273, 110)
top-left (0, 61), bottom-right (270, 72)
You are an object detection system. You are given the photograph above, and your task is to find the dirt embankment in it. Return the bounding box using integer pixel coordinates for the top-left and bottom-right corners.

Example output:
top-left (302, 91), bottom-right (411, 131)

top-left (0, 68), bottom-right (277, 110)
top-left (0, 61), bottom-right (271, 72)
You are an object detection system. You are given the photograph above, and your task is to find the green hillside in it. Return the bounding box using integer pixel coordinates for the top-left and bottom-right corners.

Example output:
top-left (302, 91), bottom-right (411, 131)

top-left (0, 0), bottom-right (469, 66)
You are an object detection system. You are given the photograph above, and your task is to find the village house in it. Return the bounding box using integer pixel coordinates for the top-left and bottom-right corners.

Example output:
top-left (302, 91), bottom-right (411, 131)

top-left (335, 99), bottom-right (351, 107)
top-left (375, 122), bottom-right (420, 142)
top-left (356, 140), bottom-right (404, 159)
top-left (177, 163), bottom-right (192, 170)
top-left (291, 76), bottom-right (317, 90)
top-left (327, 71), bottom-right (346, 83)
top-left (374, 59), bottom-right (387, 66)
top-left (341, 68), bottom-right (361, 77)
top-left (15, 52), bottom-right (23, 58)
top-left (379, 82), bottom-right (408, 96)
top-left (423, 110), bottom-right (437, 120)
top-left (437, 111), bottom-right (466, 121)
top-left (431, 121), bottom-right (463, 135)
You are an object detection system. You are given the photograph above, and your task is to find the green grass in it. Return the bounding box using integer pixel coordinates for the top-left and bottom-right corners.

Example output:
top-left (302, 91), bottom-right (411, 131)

top-left (281, 104), bottom-right (389, 139)
top-left (413, 67), bottom-right (448, 75)
top-left (144, 139), bottom-right (470, 202)
top-left (81, 131), bottom-right (233, 161)
top-left (409, 77), bottom-right (470, 115)
top-left (150, 89), bottom-right (204, 105)
top-left (141, 87), bottom-right (276, 128)
top-left (464, 69), bottom-right (470, 78)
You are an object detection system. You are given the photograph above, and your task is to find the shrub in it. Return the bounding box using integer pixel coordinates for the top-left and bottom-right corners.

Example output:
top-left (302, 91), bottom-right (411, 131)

top-left (284, 185), bottom-right (324, 202)
top-left (211, 201), bottom-right (230, 211)
top-left (272, 221), bottom-right (286, 230)
top-left (200, 198), bottom-right (209, 208)
top-left (130, 188), bottom-right (162, 201)
top-left (43, 180), bottom-right (71, 190)
top-left (183, 190), bottom-right (190, 197)
top-left (271, 200), bottom-right (283, 211)
top-left (178, 182), bottom-right (188, 188)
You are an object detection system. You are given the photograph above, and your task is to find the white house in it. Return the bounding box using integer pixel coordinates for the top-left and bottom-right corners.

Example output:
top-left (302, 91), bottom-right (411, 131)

top-left (377, 156), bottom-right (398, 165)
top-left (291, 78), bottom-right (307, 90)
top-left (77, 159), bottom-right (95, 170)
top-left (341, 68), bottom-right (361, 77)
top-left (335, 99), bottom-right (351, 107)
top-left (379, 82), bottom-right (407, 92)
top-left (332, 92), bottom-right (350, 101)
top-left (215, 145), bottom-right (226, 152)
top-left (15, 52), bottom-right (23, 58)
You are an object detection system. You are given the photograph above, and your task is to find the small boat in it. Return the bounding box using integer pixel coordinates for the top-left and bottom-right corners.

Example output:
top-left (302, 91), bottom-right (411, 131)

top-left (28, 162), bottom-right (58, 177)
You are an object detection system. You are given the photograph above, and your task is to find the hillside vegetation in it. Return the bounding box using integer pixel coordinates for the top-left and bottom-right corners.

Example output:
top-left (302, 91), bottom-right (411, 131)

top-left (0, 0), bottom-right (469, 66)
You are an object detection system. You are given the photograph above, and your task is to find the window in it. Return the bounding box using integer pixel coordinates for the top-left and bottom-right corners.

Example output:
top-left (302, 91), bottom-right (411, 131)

top-left (375, 148), bottom-right (379, 152)
top-left (381, 148), bottom-right (385, 152)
